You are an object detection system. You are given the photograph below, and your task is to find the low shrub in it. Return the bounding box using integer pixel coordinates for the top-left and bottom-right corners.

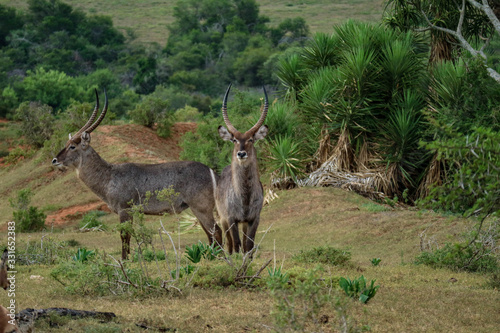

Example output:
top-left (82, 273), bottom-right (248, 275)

top-left (9, 188), bottom-right (46, 232)
top-left (269, 267), bottom-right (364, 332)
top-left (415, 241), bottom-right (498, 273)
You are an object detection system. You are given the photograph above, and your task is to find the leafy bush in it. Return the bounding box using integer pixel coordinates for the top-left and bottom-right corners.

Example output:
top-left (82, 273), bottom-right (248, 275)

top-left (179, 116), bottom-right (234, 172)
top-left (14, 101), bottom-right (54, 148)
top-left (370, 258), bottom-right (382, 266)
top-left (270, 267), bottom-right (363, 332)
top-left (9, 188), bottom-right (46, 232)
top-left (128, 95), bottom-right (170, 128)
top-left (293, 246), bottom-right (351, 266)
top-left (18, 67), bottom-right (82, 111)
top-left (174, 105), bottom-right (202, 122)
top-left (339, 275), bottom-right (379, 304)
top-left (415, 237), bottom-right (498, 273)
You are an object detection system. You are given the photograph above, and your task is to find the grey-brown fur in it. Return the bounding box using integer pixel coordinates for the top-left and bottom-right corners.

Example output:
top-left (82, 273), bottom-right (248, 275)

top-left (216, 84), bottom-right (268, 254)
top-left (52, 90), bottom-right (222, 259)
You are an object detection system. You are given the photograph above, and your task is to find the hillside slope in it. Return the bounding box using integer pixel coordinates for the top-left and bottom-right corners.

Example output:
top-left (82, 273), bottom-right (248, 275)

top-left (0, 0), bottom-right (386, 45)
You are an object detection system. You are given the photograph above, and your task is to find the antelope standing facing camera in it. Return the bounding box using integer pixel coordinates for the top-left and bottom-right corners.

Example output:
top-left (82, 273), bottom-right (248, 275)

top-left (52, 90), bottom-right (222, 259)
top-left (216, 84), bottom-right (269, 254)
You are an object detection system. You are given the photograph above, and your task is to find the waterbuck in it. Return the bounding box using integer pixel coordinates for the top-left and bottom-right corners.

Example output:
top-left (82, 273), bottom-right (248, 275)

top-left (52, 90), bottom-right (222, 259)
top-left (216, 84), bottom-right (269, 254)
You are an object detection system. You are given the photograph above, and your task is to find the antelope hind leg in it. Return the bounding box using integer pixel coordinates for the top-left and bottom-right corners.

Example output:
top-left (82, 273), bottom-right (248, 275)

top-left (119, 211), bottom-right (132, 260)
top-left (190, 207), bottom-right (223, 248)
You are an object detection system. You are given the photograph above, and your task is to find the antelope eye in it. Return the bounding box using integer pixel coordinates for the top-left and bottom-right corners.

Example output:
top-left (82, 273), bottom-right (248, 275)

top-left (247, 139), bottom-right (253, 143)
top-left (69, 145), bottom-right (76, 150)
top-left (232, 139), bottom-right (238, 144)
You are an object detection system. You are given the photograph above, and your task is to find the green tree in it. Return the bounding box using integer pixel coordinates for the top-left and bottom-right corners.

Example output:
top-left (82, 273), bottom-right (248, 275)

top-left (0, 4), bottom-right (23, 47)
top-left (14, 101), bottom-right (54, 148)
top-left (19, 67), bottom-right (82, 111)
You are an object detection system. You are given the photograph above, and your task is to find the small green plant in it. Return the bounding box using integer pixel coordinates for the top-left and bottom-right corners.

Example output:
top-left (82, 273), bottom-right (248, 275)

top-left (66, 239), bottom-right (80, 247)
top-left (9, 188), bottom-right (46, 232)
top-left (170, 264), bottom-right (195, 279)
top-left (79, 210), bottom-right (107, 230)
top-left (293, 246), bottom-right (351, 266)
top-left (133, 248), bottom-right (166, 262)
top-left (339, 275), bottom-right (379, 304)
top-left (185, 242), bottom-right (204, 264)
top-left (266, 267), bottom-right (290, 289)
top-left (185, 241), bottom-right (222, 264)
top-left (370, 258), bottom-right (382, 266)
top-left (72, 248), bottom-right (95, 263)
top-left (361, 202), bottom-right (389, 212)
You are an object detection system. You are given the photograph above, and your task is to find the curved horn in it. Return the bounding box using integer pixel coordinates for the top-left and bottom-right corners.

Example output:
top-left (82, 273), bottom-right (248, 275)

top-left (85, 89), bottom-right (108, 134)
top-left (221, 83), bottom-right (237, 134)
top-left (73, 89), bottom-right (100, 137)
top-left (247, 86), bottom-right (269, 134)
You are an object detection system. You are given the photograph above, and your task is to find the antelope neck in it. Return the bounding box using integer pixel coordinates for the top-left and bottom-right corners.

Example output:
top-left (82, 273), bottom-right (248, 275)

top-left (76, 147), bottom-right (112, 197)
top-left (231, 156), bottom-right (259, 197)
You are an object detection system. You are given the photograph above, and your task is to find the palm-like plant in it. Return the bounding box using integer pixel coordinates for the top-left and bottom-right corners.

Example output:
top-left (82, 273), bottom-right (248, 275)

top-left (301, 32), bottom-right (340, 69)
top-left (280, 20), bottom-right (430, 196)
top-left (381, 90), bottom-right (427, 196)
top-left (267, 135), bottom-right (306, 188)
top-left (275, 54), bottom-right (306, 101)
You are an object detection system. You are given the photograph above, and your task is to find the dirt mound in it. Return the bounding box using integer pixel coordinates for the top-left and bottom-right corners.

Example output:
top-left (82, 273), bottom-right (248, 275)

top-left (97, 122), bottom-right (197, 163)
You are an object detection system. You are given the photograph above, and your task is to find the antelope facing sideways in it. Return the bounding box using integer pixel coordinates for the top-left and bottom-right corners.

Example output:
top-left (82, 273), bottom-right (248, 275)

top-left (52, 90), bottom-right (222, 259)
top-left (216, 84), bottom-right (269, 254)
top-left (1, 250), bottom-right (18, 333)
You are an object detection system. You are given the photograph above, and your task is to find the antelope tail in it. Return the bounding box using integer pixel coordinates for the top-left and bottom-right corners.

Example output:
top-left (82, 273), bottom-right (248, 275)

top-left (210, 168), bottom-right (217, 198)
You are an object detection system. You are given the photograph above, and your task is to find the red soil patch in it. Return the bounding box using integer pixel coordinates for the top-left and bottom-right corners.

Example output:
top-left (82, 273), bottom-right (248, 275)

top-left (97, 122), bottom-right (197, 163)
top-left (45, 202), bottom-right (112, 226)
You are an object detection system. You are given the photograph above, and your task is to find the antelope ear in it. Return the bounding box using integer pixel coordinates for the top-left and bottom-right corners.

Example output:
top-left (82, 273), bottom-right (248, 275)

top-left (218, 126), bottom-right (234, 141)
top-left (81, 132), bottom-right (91, 149)
top-left (253, 125), bottom-right (268, 141)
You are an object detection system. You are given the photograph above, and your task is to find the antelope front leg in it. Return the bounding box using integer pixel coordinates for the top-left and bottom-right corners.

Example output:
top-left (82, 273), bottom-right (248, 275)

top-left (243, 218), bottom-right (260, 253)
top-left (228, 218), bottom-right (241, 254)
top-left (119, 211), bottom-right (131, 260)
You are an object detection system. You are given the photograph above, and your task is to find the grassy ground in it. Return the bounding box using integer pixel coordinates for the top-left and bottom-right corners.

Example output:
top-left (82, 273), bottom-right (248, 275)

top-left (1, 186), bottom-right (499, 332)
top-left (0, 0), bottom-right (386, 45)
